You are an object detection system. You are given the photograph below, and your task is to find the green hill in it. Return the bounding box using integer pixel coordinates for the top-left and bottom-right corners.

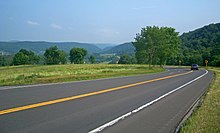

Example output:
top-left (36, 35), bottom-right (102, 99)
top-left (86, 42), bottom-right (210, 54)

top-left (102, 42), bottom-right (135, 55)
top-left (180, 23), bottom-right (220, 66)
top-left (0, 41), bottom-right (102, 55)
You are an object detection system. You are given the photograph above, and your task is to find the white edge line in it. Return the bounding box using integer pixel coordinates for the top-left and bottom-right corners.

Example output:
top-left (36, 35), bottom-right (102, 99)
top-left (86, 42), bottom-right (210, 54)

top-left (88, 70), bottom-right (208, 133)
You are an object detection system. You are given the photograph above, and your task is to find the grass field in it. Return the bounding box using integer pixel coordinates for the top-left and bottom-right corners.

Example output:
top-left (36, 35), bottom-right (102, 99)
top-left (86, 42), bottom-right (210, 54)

top-left (0, 64), bottom-right (164, 86)
top-left (181, 67), bottom-right (220, 133)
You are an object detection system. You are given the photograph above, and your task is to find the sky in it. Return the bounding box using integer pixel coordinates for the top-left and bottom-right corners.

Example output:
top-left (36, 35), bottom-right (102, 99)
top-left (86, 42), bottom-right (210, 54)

top-left (0, 0), bottom-right (220, 44)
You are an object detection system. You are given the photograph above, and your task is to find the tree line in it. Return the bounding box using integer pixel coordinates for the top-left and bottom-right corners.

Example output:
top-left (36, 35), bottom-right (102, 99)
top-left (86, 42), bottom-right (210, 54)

top-left (132, 24), bottom-right (220, 67)
top-left (0, 46), bottom-right (96, 66)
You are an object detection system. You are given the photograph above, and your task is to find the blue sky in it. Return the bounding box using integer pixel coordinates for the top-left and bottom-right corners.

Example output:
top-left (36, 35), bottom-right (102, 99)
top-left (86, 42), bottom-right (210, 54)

top-left (1, 0), bottom-right (220, 44)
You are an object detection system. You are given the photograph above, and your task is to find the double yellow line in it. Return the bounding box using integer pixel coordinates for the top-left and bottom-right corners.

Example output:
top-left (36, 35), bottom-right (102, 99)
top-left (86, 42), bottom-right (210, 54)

top-left (0, 70), bottom-right (193, 115)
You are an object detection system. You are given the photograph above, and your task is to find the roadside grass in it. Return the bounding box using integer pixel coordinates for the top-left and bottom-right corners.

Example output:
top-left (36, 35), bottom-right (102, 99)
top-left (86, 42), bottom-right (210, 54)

top-left (181, 67), bottom-right (220, 133)
top-left (0, 64), bottom-right (164, 86)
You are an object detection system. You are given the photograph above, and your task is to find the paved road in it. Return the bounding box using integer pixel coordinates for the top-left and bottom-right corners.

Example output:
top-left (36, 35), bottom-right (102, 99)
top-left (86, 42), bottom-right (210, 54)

top-left (0, 68), bottom-right (213, 133)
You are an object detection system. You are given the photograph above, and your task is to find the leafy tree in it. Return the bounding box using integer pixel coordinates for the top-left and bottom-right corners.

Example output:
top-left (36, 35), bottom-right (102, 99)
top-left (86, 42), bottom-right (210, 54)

top-left (0, 55), bottom-right (13, 66)
top-left (69, 48), bottom-right (87, 64)
top-left (135, 50), bottom-right (147, 64)
top-left (44, 46), bottom-right (67, 65)
top-left (158, 27), bottom-right (180, 66)
top-left (118, 54), bottom-right (132, 64)
top-left (133, 26), bottom-right (180, 67)
top-left (212, 55), bottom-right (220, 66)
top-left (131, 55), bottom-right (137, 64)
top-left (13, 52), bottom-right (29, 65)
top-left (23, 49), bottom-right (41, 64)
top-left (0, 54), bottom-right (6, 66)
top-left (59, 50), bottom-right (67, 64)
top-left (133, 27), bottom-right (154, 66)
top-left (13, 49), bottom-right (40, 65)
top-left (89, 55), bottom-right (96, 64)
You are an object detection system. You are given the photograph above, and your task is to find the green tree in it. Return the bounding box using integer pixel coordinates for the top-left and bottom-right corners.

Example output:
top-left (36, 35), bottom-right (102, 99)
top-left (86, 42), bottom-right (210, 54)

top-left (69, 48), bottom-right (87, 64)
top-left (12, 49), bottom-right (40, 65)
top-left (133, 26), bottom-right (161, 67)
top-left (89, 55), bottom-right (96, 64)
top-left (212, 54), bottom-right (220, 66)
top-left (135, 50), bottom-right (147, 64)
top-left (13, 52), bottom-right (29, 65)
top-left (118, 54), bottom-right (132, 64)
top-left (131, 55), bottom-right (137, 64)
top-left (157, 27), bottom-right (180, 66)
top-left (59, 50), bottom-right (67, 64)
top-left (133, 26), bottom-right (180, 67)
top-left (0, 54), bottom-right (6, 66)
top-left (1, 55), bottom-right (13, 66)
top-left (44, 46), bottom-right (67, 65)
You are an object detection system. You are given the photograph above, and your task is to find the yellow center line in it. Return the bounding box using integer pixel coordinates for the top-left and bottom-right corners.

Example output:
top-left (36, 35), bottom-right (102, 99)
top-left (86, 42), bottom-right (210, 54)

top-left (0, 70), bottom-right (193, 115)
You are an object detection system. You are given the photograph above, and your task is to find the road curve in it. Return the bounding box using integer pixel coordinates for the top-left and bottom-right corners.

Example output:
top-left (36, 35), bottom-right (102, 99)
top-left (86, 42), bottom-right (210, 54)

top-left (0, 68), bottom-right (213, 133)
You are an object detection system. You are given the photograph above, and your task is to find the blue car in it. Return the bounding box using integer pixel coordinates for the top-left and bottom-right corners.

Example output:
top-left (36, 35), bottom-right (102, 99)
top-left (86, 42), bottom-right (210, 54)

top-left (191, 64), bottom-right (199, 70)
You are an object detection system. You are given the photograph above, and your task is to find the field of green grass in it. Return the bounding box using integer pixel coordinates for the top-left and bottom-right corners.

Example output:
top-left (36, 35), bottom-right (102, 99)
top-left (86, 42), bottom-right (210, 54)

top-left (0, 64), bottom-right (164, 86)
top-left (181, 67), bottom-right (220, 133)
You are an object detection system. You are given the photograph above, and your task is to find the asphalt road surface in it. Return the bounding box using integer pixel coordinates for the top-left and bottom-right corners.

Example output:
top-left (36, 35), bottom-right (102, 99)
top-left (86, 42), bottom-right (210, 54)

top-left (0, 68), bottom-right (213, 133)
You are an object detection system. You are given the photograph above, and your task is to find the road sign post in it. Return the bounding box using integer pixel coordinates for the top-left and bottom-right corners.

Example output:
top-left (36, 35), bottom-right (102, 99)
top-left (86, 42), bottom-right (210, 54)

top-left (205, 60), bottom-right (208, 69)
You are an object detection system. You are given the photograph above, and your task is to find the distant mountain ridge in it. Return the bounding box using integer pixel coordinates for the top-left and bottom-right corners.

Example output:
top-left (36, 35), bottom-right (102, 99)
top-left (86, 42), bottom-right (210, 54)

top-left (101, 42), bottom-right (135, 55)
top-left (0, 41), bottom-right (102, 55)
top-left (93, 43), bottom-right (116, 49)
top-left (0, 41), bottom-right (135, 55)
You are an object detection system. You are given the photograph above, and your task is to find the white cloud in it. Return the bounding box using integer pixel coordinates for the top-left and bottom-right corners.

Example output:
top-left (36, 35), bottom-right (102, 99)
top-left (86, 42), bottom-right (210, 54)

top-left (27, 20), bottom-right (40, 26)
top-left (51, 24), bottom-right (63, 30)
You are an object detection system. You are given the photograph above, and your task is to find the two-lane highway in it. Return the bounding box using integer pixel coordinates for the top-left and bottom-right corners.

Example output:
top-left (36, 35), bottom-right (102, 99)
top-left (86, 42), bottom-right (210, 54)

top-left (0, 68), bottom-right (213, 133)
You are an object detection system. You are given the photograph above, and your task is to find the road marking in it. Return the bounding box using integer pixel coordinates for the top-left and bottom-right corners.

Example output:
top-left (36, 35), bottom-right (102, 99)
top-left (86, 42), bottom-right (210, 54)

top-left (89, 70), bottom-right (208, 133)
top-left (0, 71), bottom-right (193, 115)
